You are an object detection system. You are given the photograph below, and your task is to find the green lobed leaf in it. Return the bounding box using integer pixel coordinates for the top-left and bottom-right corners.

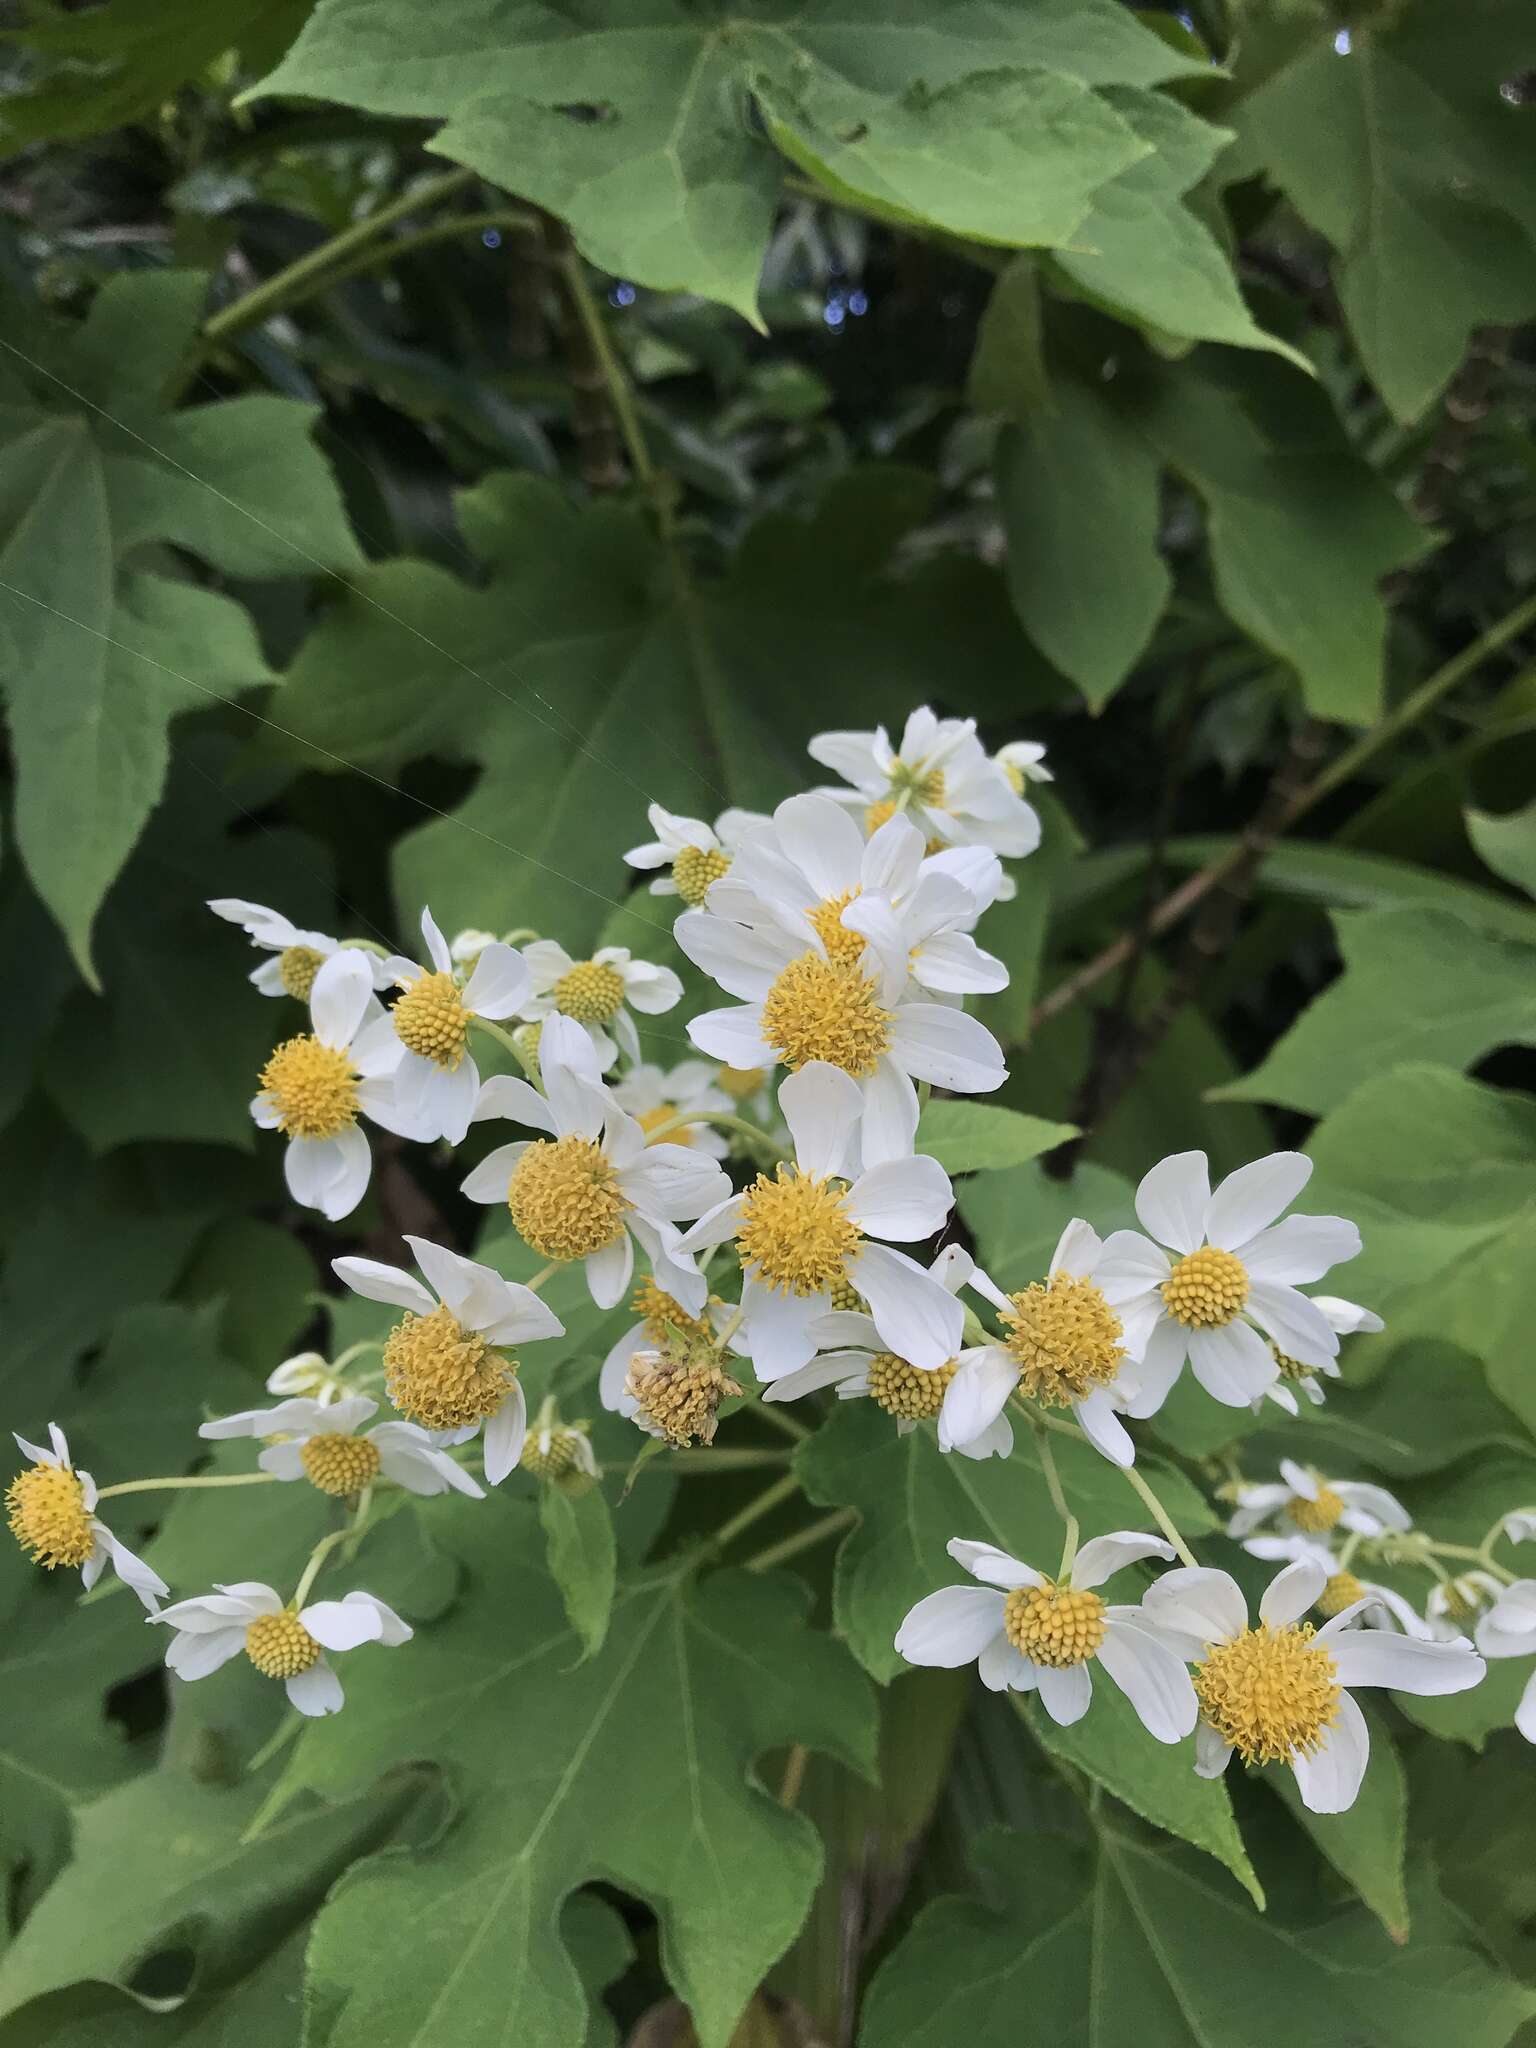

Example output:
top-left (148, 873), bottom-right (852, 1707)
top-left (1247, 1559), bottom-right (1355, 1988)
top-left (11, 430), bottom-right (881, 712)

top-left (538, 1482), bottom-right (618, 1662)
top-left (1268, 1705), bottom-right (1409, 1939)
top-left (1466, 799), bottom-right (1536, 901)
top-left (912, 1099), bottom-right (1076, 1175)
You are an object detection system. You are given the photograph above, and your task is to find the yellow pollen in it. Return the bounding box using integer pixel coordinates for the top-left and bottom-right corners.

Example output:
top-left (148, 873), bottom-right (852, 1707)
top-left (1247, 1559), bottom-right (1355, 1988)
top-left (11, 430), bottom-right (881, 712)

top-left (864, 797), bottom-right (898, 836)
top-left (672, 845), bottom-right (732, 907)
top-left (278, 944), bottom-right (325, 1000)
top-left (625, 1348), bottom-right (742, 1447)
top-left (1441, 1577), bottom-right (1483, 1621)
top-left (392, 970), bottom-right (471, 1068)
top-left (1317, 1571), bottom-right (1364, 1618)
top-left (630, 1279), bottom-right (716, 1347)
top-left (717, 1065), bottom-right (765, 1103)
top-left (828, 1276), bottom-right (864, 1312)
top-left (1272, 1347), bottom-right (1311, 1383)
top-left (807, 888), bottom-right (867, 968)
top-left (257, 1035), bottom-right (359, 1140)
top-left (865, 1353), bottom-right (955, 1421)
top-left (890, 762), bottom-right (947, 806)
top-left (512, 1021), bottom-right (543, 1083)
top-left (7, 1462), bottom-right (94, 1569)
top-left (245, 1610), bottom-right (322, 1680)
top-left (736, 1165), bottom-right (860, 1296)
top-left (1004, 1581), bottom-right (1106, 1667)
top-left (1193, 1624), bottom-right (1340, 1765)
top-left (1161, 1245), bottom-right (1249, 1329)
top-left (383, 1303), bottom-right (515, 1430)
top-left (637, 1103), bottom-right (691, 1146)
top-left (1287, 1482), bottom-right (1345, 1534)
top-left (553, 959), bottom-right (626, 1025)
top-left (1000, 1273), bottom-right (1124, 1406)
top-left (760, 953), bottom-right (892, 1078)
top-left (506, 1135), bottom-right (628, 1261)
top-left (521, 1428), bottom-right (585, 1480)
top-left (300, 1432), bottom-right (382, 1497)
top-left (1000, 757), bottom-right (1025, 795)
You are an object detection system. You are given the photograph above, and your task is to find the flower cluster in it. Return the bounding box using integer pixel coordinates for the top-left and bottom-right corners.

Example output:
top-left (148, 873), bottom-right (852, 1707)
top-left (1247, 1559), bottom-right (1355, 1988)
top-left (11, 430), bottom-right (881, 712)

top-left (13, 707), bottom-right (1530, 1789)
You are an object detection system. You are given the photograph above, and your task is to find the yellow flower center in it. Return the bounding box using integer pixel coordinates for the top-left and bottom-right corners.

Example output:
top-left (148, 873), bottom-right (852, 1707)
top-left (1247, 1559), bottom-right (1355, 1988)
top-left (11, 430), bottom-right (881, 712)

top-left (553, 959), bottom-right (626, 1025)
top-left (257, 1035), bottom-right (359, 1140)
top-left (393, 970), bottom-right (471, 1068)
top-left (506, 1135), bottom-right (628, 1261)
top-left (7, 1462), bottom-right (94, 1569)
top-left (1272, 1346), bottom-right (1311, 1382)
top-left (1003, 1581), bottom-right (1106, 1667)
top-left (718, 1065), bottom-right (765, 1103)
top-left (625, 1348), bottom-right (742, 1447)
top-left (672, 845), bottom-right (732, 907)
top-left (760, 954), bottom-right (892, 1078)
top-left (999, 757), bottom-right (1025, 795)
top-left (891, 762), bottom-right (947, 806)
top-left (245, 1610), bottom-right (322, 1679)
top-left (736, 1165), bottom-right (860, 1296)
top-left (278, 944), bottom-right (325, 1000)
top-left (807, 888), bottom-right (867, 968)
top-left (1193, 1624), bottom-right (1340, 1765)
top-left (383, 1302), bottom-right (515, 1430)
top-left (1287, 1482), bottom-right (1345, 1534)
top-left (828, 1275), bottom-right (864, 1312)
top-left (1317, 1571), bottom-right (1364, 1618)
top-left (1000, 1273), bottom-right (1124, 1406)
top-left (512, 1020), bottom-right (543, 1082)
top-left (1160, 1245), bottom-right (1249, 1329)
top-left (521, 1428), bottom-right (585, 1479)
top-left (637, 1103), bottom-right (690, 1146)
top-left (300, 1432), bottom-right (383, 1497)
top-left (865, 1352), bottom-right (955, 1421)
top-left (630, 1278), bottom-right (717, 1348)
top-left (862, 795), bottom-right (946, 851)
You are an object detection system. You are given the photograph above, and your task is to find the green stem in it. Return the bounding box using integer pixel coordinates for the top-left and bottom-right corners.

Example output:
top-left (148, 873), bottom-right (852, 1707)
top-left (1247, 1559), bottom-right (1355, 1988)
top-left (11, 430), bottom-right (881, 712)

top-left (293, 1524), bottom-right (353, 1609)
top-left (470, 1015), bottom-right (528, 1061)
top-left (1117, 1462), bottom-right (1199, 1570)
top-left (744, 1510), bottom-right (857, 1574)
top-left (202, 167), bottom-right (481, 344)
top-left (1427, 1540), bottom-right (1515, 1584)
top-left (642, 1108), bottom-right (779, 1150)
top-left (756, 1398), bottom-right (810, 1443)
top-left (665, 1448), bottom-right (790, 1472)
top-left (1030, 1420), bottom-right (1078, 1578)
top-left (95, 1471), bottom-right (280, 1501)
top-left (550, 240), bottom-right (659, 496)
top-left (311, 210), bottom-right (536, 297)
top-left (245, 1711), bottom-right (304, 1777)
top-left (703, 1472), bottom-right (801, 1558)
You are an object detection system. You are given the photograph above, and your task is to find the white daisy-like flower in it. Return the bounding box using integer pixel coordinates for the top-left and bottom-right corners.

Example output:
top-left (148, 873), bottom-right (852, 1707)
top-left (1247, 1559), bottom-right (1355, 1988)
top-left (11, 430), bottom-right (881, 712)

top-left (517, 940), bottom-right (682, 1071)
top-left (1435, 1572), bottom-right (1512, 1643)
top-left (199, 1392), bottom-right (485, 1500)
top-left (895, 1532), bottom-right (1197, 1739)
top-left (251, 949), bottom-right (417, 1222)
top-left (332, 1234), bottom-right (565, 1484)
top-left (7, 1424), bottom-right (167, 1613)
top-left (1145, 1557), bottom-right (1484, 1812)
top-left (1475, 1581), bottom-right (1536, 1743)
top-left (520, 1417), bottom-right (600, 1485)
top-left (936, 1221), bottom-right (1159, 1469)
top-left (380, 907), bottom-right (532, 1144)
top-left (153, 1582), bottom-right (410, 1717)
top-left (462, 1015), bottom-right (730, 1314)
top-left (1259, 1294), bottom-right (1383, 1413)
top-left (677, 821), bottom-right (1007, 1166)
top-left (677, 1063), bottom-right (962, 1379)
top-left (1096, 1150), bottom-right (1362, 1414)
top-left (623, 801), bottom-right (769, 905)
top-left (809, 706), bottom-right (1042, 858)
top-left (1226, 1458), bottom-right (1410, 1544)
top-left (995, 739), bottom-right (1052, 790)
top-left (1502, 1510), bottom-right (1536, 1544)
top-left (208, 898), bottom-right (393, 1001)
top-left (599, 1285), bottom-right (739, 1416)
top-left (265, 1351), bottom-right (345, 1404)
top-left (760, 1247), bottom-right (1009, 1454)
top-left (449, 927), bottom-right (500, 967)
top-left (611, 1059), bottom-right (732, 1160)
top-left (1238, 1531), bottom-right (1431, 1638)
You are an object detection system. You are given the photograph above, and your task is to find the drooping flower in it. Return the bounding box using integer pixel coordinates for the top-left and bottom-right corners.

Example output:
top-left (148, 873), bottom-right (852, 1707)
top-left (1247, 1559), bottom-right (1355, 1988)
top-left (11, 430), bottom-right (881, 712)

top-left (1474, 1580), bottom-right (1536, 1742)
top-left (623, 802), bottom-right (769, 905)
top-left (208, 898), bottom-right (392, 1002)
top-left (199, 1392), bottom-right (485, 1499)
top-left (1237, 1532), bottom-right (1431, 1637)
top-left (995, 739), bottom-right (1052, 791)
top-left (1097, 1150), bottom-right (1362, 1413)
top-left (381, 907), bottom-right (532, 1143)
top-left (333, 1235), bottom-right (564, 1483)
top-left (808, 707), bottom-right (1041, 859)
top-left (1145, 1558), bottom-right (1484, 1811)
top-left (516, 940), bottom-right (682, 1070)
top-left (611, 1058), bottom-right (733, 1160)
top-left (7, 1424), bottom-right (167, 1613)
top-left (251, 949), bottom-right (417, 1221)
top-left (265, 1352), bottom-right (347, 1404)
top-left (677, 1063), bottom-right (962, 1378)
top-left (1260, 1295), bottom-right (1382, 1414)
top-left (520, 1419), bottom-right (600, 1489)
top-left (895, 1533), bottom-right (1197, 1739)
top-left (1226, 1459), bottom-right (1410, 1543)
top-left (462, 1016), bottom-right (729, 1312)
top-left (153, 1583), bottom-right (410, 1717)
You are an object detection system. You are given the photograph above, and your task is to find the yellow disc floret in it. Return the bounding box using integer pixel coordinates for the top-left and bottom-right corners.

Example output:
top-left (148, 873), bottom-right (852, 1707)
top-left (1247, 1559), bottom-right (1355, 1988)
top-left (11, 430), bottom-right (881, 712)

top-left (7, 1461), bottom-right (94, 1570)
top-left (1000, 1273), bottom-right (1124, 1406)
top-left (1004, 1581), bottom-right (1106, 1667)
top-left (760, 954), bottom-right (892, 1078)
top-left (736, 1165), bottom-right (860, 1295)
top-left (506, 1135), bottom-right (628, 1262)
top-left (392, 970), bottom-right (470, 1069)
top-left (891, 762), bottom-right (947, 807)
top-left (672, 845), bottom-right (732, 907)
top-left (808, 888), bottom-right (866, 968)
top-left (245, 1610), bottom-right (322, 1679)
top-left (718, 1065), bottom-right (766, 1103)
top-left (864, 797), bottom-right (898, 836)
top-left (1161, 1245), bottom-right (1249, 1329)
top-left (865, 1353), bottom-right (955, 1421)
top-left (553, 959), bottom-right (626, 1025)
top-left (1287, 1481), bottom-right (1346, 1534)
top-left (1193, 1624), bottom-right (1340, 1765)
top-left (278, 944), bottom-right (325, 1001)
top-left (300, 1432), bottom-right (383, 1497)
top-left (631, 1278), bottom-right (716, 1347)
top-left (637, 1103), bottom-right (690, 1146)
top-left (1272, 1347), bottom-right (1311, 1383)
top-left (625, 1346), bottom-right (743, 1447)
top-left (1317, 1571), bottom-right (1364, 1618)
top-left (383, 1303), bottom-right (515, 1430)
top-left (828, 1276), bottom-right (864, 1312)
top-left (257, 1036), bottom-right (359, 1140)
top-left (521, 1428), bottom-right (585, 1479)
